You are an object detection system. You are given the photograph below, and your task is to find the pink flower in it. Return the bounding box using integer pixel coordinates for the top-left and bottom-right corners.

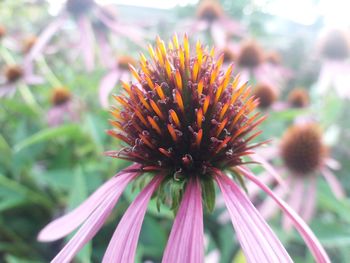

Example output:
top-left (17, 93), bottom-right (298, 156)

top-left (0, 63), bottom-right (43, 97)
top-left (27, 0), bottom-right (144, 71)
top-left (39, 35), bottom-right (330, 262)
top-left (253, 123), bottom-right (345, 229)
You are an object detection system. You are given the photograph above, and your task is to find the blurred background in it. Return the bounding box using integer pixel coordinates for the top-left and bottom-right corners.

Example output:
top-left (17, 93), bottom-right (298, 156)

top-left (1, 0), bottom-right (350, 262)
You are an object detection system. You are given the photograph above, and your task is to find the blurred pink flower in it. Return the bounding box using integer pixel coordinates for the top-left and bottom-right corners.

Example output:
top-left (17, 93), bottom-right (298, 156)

top-left (183, 0), bottom-right (245, 49)
top-left (28, 0), bottom-right (144, 71)
top-left (47, 87), bottom-right (80, 127)
top-left (98, 55), bottom-right (135, 108)
top-left (253, 123), bottom-right (345, 230)
top-left (0, 63), bottom-right (43, 97)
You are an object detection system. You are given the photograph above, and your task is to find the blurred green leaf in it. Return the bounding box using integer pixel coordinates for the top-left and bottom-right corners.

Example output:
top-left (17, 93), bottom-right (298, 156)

top-left (13, 124), bottom-right (83, 152)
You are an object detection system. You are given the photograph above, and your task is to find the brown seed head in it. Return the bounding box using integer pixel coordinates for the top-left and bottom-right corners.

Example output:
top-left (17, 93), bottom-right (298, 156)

top-left (107, 35), bottom-right (265, 178)
top-left (117, 55), bottom-right (137, 70)
top-left (222, 47), bottom-right (236, 64)
top-left (66, 0), bottom-right (95, 16)
top-left (4, 65), bottom-right (23, 83)
top-left (51, 87), bottom-right (71, 106)
top-left (196, 0), bottom-right (223, 22)
top-left (288, 88), bottom-right (309, 108)
top-left (320, 29), bottom-right (350, 60)
top-left (237, 40), bottom-right (263, 68)
top-left (253, 83), bottom-right (278, 109)
top-left (281, 124), bottom-right (325, 175)
top-left (22, 36), bottom-right (37, 54)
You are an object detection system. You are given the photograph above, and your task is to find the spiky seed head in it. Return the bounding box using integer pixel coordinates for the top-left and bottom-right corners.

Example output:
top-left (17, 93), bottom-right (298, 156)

top-left (320, 29), bottom-right (350, 60)
top-left (288, 88), bottom-right (309, 108)
top-left (117, 55), bottom-right (136, 70)
top-left (265, 51), bottom-right (281, 65)
top-left (280, 124), bottom-right (325, 175)
top-left (108, 35), bottom-right (264, 180)
top-left (22, 36), bottom-right (37, 54)
top-left (66, 0), bottom-right (95, 16)
top-left (196, 0), bottom-right (223, 22)
top-left (51, 87), bottom-right (71, 106)
top-left (253, 83), bottom-right (277, 109)
top-left (237, 40), bottom-right (263, 68)
top-left (4, 65), bottom-right (23, 83)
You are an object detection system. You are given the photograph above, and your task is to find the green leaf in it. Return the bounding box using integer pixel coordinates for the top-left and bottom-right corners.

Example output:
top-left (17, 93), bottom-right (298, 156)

top-left (13, 124), bottom-right (83, 152)
top-left (202, 178), bottom-right (216, 213)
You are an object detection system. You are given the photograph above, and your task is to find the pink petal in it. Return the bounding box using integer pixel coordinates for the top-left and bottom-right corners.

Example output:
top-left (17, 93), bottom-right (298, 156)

top-left (27, 15), bottom-right (65, 61)
top-left (102, 175), bottom-right (163, 263)
top-left (246, 171), bottom-right (276, 201)
top-left (325, 158), bottom-right (341, 170)
top-left (214, 169), bottom-right (292, 262)
top-left (99, 69), bottom-right (120, 108)
top-left (162, 178), bottom-right (204, 263)
top-left (0, 84), bottom-right (16, 97)
top-left (251, 153), bottom-right (285, 185)
top-left (38, 165), bottom-right (139, 242)
top-left (302, 177), bottom-right (317, 223)
top-left (211, 21), bottom-right (226, 50)
top-left (283, 178), bottom-right (304, 231)
top-left (77, 17), bottom-right (95, 72)
top-left (96, 33), bottom-right (114, 68)
top-left (238, 166), bottom-right (331, 263)
top-left (321, 168), bottom-right (345, 199)
top-left (258, 181), bottom-right (289, 220)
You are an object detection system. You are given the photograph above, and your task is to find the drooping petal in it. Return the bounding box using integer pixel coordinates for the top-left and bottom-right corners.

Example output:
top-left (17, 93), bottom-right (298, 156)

top-left (321, 167), bottom-right (345, 199)
top-left (214, 169), bottom-right (292, 263)
top-left (96, 32), bottom-right (114, 68)
top-left (238, 166), bottom-right (331, 263)
top-left (77, 16), bottom-right (95, 72)
top-left (258, 180), bottom-right (289, 220)
top-left (283, 178), bottom-right (304, 230)
top-left (0, 83), bottom-right (15, 98)
top-left (302, 177), bottom-right (317, 223)
top-left (38, 165), bottom-right (139, 242)
top-left (99, 69), bottom-right (120, 108)
top-left (251, 153), bottom-right (284, 185)
top-left (162, 178), bottom-right (204, 263)
top-left (27, 15), bottom-right (65, 61)
top-left (102, 175), bottom-right (163, 263)
top-left (51, 174), bottom-right (136, 263)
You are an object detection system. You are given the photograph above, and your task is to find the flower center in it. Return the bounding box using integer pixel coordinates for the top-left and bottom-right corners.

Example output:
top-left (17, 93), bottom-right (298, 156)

top-left (253, 83), bottom-right (277, 109)
top-left (196, 0), bottom-right (223, 22)
top-left (280, 124), bottom-right (325, 175)
top-left (22, 36), bottom-right (37, 54)
top-left (66, 0), bottom-right (95, 16)
top-left (117, 56), bottom-right (136, 70)
top-left (5, 65), bottom-right (23, 83)
top-left (108, 35), bottom-right (264, 179)
top-left (51, 87), bottom-right (71, 106)
top-left (237, 41), bottom-right (263, 68)
top-left (320, 29), bottom-right (350, 60)
top-left (288, 88), bottom-right (309, 108)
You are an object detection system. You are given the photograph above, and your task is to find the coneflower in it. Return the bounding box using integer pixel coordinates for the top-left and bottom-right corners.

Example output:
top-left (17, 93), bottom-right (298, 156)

top-left (0, 64), bottom-right (43, 97)
top-left (188, 0), bottom-right (245, 49)
top-left (237, 40), bottom-right (263, 69)
top-left (257, 123), bottom-right (345, 229)
top-left (38, 35), bottom-right (329, 263)
top-left (265, 51), bottom-right (282, 65)
top-left (253, 83), bottom-right (278, 109)
top-left (316, 29), bottom-right (350, 98)
top-left (98, 55), bottom-right (136, 108)
top-left (28, 0), bottom-right (144, 71)
top-left (47, 87), bottom-right (80, 127)
top-left (288, 88), bottom-right (309, 108)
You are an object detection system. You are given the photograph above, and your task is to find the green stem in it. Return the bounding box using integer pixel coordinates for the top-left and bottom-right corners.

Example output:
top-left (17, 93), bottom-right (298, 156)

top-left (18, 83), bottom-right (42, 113)
top-left (0, 46), bottom-right (16, 64)
top-left (37, 55), bottom-right (63, 87)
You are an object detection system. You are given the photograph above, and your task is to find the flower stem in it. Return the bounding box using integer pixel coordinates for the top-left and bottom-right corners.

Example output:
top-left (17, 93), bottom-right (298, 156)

top-left (37, 55), bottom-right (63, 87)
